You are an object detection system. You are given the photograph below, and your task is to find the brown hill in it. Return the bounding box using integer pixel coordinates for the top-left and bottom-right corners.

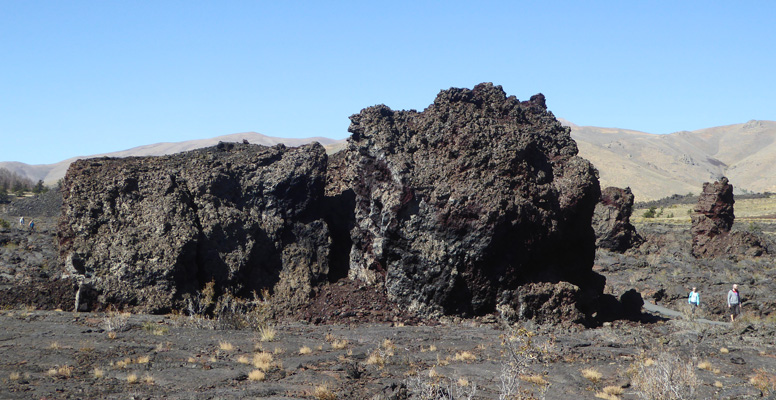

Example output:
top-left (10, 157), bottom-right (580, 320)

top-left (4, 121), bottom-right (775, 203)
top-left (0, 132), bottom-right (339, 186)
top-left (569, 120), bottom-right (776, 201)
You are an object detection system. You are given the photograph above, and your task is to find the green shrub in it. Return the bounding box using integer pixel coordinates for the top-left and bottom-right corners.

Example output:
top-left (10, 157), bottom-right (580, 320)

top-left (643, 206), bottom-right (657, 218)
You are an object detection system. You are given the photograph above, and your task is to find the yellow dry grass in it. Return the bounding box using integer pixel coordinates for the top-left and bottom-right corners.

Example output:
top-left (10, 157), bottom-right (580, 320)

top-left (454, 351), bottom-right (476, 362)
top-left (313, 383), bottom-right (337, 400)
top-left (258, 325), bottom-right (276, 342)
top-left (252, 352), bottom-right (274, 371)
top-left (520, 374), bottom-right (548, 385)
top-left (248, 369), bottom-right (265, 381)
top-left (581, 367), bottom-right (602, 383)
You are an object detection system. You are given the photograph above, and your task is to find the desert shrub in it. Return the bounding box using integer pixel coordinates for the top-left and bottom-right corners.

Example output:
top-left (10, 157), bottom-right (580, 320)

top-left (499, 327), bottom-right (554, 400)
top-left (102, 310), bottom-right (131, 333)
top-left (631, 352), bottom-right (699, 400)
top-left (0, 218), bottom-right (10, 229)
top-left (642, 206), bottom-right (657, 218)
top-left (748, 222), bottom-right (763, 234)
top-left (182, 282), bottom-right (272, 330)
top-left (313, 383), bottom-right (338, 400)
top-left (405, 374), bottom-right (477, 400)
top-left (749, 368), bottom-right (776, 394)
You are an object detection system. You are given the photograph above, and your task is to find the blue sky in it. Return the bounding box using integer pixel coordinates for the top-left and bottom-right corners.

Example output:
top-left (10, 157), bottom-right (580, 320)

top-left (1, 1), bottom-right (774, 165)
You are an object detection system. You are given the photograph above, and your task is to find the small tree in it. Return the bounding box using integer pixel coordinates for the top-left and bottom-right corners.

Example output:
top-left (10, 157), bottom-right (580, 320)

top-left (32, 180), bottom-right (47, 194)
top-left (643, 206), bottom-right (657, 218)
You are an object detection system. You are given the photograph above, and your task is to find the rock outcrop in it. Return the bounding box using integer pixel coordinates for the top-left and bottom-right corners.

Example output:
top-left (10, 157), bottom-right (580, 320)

top-left (691, 177), bottom-right (768, 258)
top-left (592, 186), bottom-right (643, 252)
top-left (339, 83), bottom-right (603, 319)
top-left (58, 142), bottom-right (330, 313)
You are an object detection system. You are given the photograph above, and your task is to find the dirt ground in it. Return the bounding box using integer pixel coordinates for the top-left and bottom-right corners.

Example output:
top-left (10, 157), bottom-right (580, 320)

top-left (2, 307), bottom-right (776, 399)
top-left (4, 193), bottom-right (776, 399)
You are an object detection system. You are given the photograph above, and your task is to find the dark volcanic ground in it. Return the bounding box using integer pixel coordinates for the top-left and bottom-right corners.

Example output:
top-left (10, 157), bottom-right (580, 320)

top-left (3, 193), bottom-right (776, 399)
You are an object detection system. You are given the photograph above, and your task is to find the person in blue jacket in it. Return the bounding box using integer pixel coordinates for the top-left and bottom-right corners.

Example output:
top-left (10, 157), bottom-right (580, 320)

top-left (688, 287), bottom-right (700, 314)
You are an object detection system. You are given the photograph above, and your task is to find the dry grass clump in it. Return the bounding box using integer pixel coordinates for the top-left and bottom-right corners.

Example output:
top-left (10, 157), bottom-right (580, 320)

top-left (331, 339), bottom-right (349, 350)
top-left (603, 385), bottom-right (624, 395)
top-left (520, 374), bottom-right (548, 385)
top-left (719, 347), bottom-right (729, 354)
top-left (143, 373), bottom-right (155, 384)
top-left (581, 367), bottom-right (602, 383)
top-left (313, 383), bottom-right (337, 400)
top-left (631, 352), bottom-right (699, 400)
top-left (454, 351), bottom-right (476, 362)
top-left (697, 360), bottom-right (712, 371)
top-left (114, 357), bottom-right (133, 369)
top-left (126, 373), bottom-right (138, 384)
top-left (237, 355), bottom-right (251, 365)
top-left (47, 365), bottom-right (73, 378)
top-left (102, 310), bottom-right (131, 334)
top-left (382, 339), bottom-right (396, 356)
top-left (299, 346), bottom-right (313, 355)
top-left (219, 341), bottom-right (235, 351)
top-left (749, 369), bottom-right (776, 394)
top-left (136, 355), bottom-right (150, 364)
top-left (49, 341), bottom-right (61, 350)
top-left (9, 371), bottom-right (21, 381)
top-left (596, 385), bottom-right (624, 398)
top-left (248, 369), bottom-right (265, 381)
top-left (92, 368), bottom-right (104, 378)
top-left (258, 325), bottom-right (276, 342)
top-left (366, 350), bottom-right (386, 369)
top-left (252, 352), bottom-right (274, 371)
top-left (714, 380), bottom-right (724, 388)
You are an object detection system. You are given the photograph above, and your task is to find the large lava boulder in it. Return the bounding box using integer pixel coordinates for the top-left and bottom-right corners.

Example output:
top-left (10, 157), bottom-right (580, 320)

top-left (58, 142), bottom-right (330, 313)
top-left (341, 83), bottom-right (603, 318)
top-left (593, 186), bottom-right (643, 252)
top-left (691, 177), bottom-right (768, 258)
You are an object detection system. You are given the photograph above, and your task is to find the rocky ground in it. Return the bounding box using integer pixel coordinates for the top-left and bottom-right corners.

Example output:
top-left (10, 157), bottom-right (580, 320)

top-left (3, 193), bottom-right (776, 399)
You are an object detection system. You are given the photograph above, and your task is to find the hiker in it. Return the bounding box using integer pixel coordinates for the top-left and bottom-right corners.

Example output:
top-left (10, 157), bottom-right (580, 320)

top-left (28, 220), bottom-right (34, 232)
top-left (688, 287), bottom-right (700, 314)
top-left (19, 216), bottom-right (24, 227)
top-left (727, 284), bottom-right (741, 322)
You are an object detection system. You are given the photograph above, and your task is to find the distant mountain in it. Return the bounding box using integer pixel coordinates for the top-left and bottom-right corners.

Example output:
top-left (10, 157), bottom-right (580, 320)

top-left (0, 132), bottom-right (340, 186)
top-left (568, 120), bottom-right (776, 201)
top-left (3, 122), bottom-right (775, 202)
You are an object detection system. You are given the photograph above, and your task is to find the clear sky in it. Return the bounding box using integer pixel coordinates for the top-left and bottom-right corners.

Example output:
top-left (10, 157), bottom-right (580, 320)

top-left (1, 1), bottom-right (774, 165)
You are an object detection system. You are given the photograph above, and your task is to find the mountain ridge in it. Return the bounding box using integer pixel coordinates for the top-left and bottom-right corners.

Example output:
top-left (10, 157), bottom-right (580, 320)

top-left (1, 132), bottom-right (340, 186)
top-left (3, 121), bottom-right (775, 202)
top-left (566, 119), bottom-right (776, 201)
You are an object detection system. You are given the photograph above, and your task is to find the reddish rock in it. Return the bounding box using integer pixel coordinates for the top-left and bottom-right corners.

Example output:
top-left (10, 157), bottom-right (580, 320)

top-left (593, 186), bottom-right (643, 252)
top-left (691, 177), bottom-right (768, 258)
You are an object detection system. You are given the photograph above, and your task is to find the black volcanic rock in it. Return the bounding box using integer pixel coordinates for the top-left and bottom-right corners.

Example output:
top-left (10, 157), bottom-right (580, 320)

top-left (340, 83), bottom-right (603, 319)
top-left (593, 186), bottom-right (643, 252)
top-left (58, 142), bottom-right (330, 313)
